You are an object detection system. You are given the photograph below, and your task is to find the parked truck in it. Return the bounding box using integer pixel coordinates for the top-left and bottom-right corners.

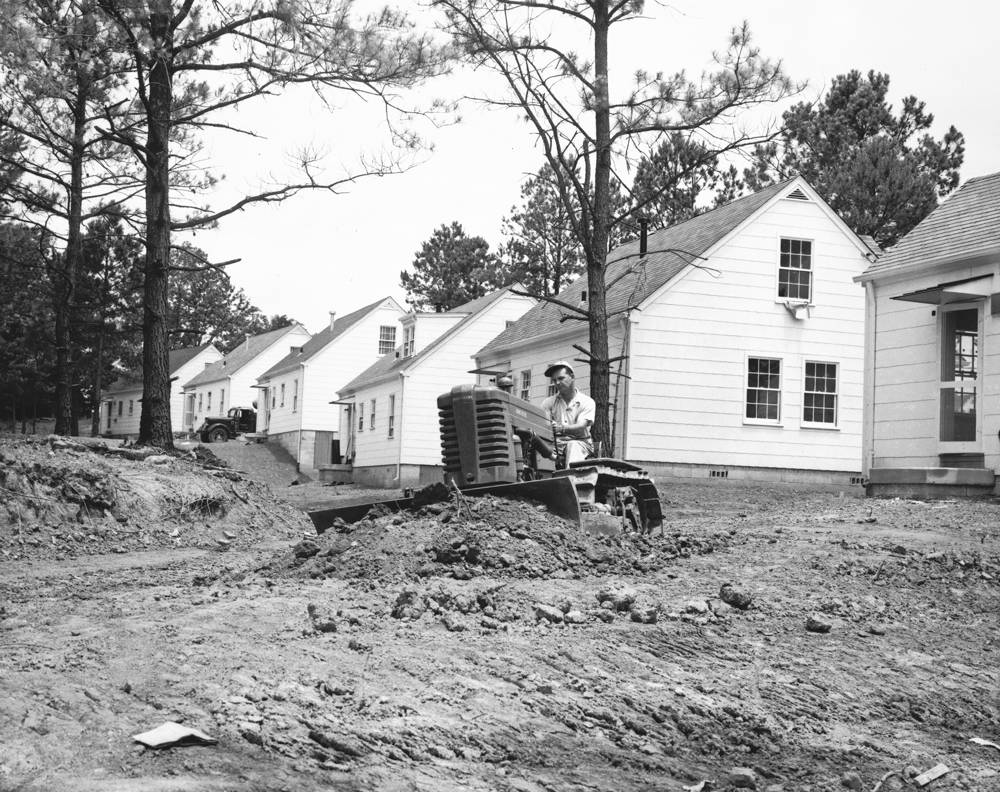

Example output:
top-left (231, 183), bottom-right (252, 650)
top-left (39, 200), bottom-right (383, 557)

top-left (197, 407), bottom-right (257, 443)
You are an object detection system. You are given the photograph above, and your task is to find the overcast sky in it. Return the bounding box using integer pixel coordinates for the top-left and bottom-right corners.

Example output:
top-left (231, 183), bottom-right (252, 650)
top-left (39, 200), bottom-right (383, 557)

top-left (186, 0), bottom-right (1000, 333)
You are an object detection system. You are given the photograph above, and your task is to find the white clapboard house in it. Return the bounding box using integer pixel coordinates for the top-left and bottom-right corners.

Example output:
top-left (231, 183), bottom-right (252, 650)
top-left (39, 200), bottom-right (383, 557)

top-left (256, 297), bottom-right (404, 475)
top-left (855, 171), bottom-right (1000, 496)
top-left (474, 177), bottom-right (878, 484)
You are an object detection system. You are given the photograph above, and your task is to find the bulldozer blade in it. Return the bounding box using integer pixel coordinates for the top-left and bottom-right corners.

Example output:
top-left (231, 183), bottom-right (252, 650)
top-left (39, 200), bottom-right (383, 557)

top-left (460, 477), bottom-right (582, 524)
top-left (308, 496), bottom-right (415, 534)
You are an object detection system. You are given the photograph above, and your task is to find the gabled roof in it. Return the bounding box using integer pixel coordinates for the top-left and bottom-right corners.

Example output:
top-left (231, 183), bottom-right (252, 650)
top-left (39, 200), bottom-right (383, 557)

top-left (259, 297), bottom-right (400, 381)
top-left (476, 179), bottom-right (794, 355)
top-left (105, 343), bottom-right (216, 393)
top-left (338, 287), bottom-right (523, 395)
top-left (859, 171), bottom-right (1000, 281)
top-left (184, 324), bottom-right (305, 388)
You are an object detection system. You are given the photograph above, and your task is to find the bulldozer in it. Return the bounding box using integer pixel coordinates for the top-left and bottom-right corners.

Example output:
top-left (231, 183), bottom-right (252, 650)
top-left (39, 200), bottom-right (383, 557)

top-left (308, 383), bottom-right (663, 535)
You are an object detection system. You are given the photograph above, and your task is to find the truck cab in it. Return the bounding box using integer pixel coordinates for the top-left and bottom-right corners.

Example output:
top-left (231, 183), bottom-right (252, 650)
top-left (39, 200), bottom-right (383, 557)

top-left (198, 407), bottom-right (257, 443)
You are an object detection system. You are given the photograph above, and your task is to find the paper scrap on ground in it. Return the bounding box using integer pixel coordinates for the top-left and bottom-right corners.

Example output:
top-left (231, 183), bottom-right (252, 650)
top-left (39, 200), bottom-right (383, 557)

top-left (971, 737), bottom-right (1000, 751)
top-left (133, 721), bottom-right (217, 748)
top-left (913, 764), bottom-right (949, 787)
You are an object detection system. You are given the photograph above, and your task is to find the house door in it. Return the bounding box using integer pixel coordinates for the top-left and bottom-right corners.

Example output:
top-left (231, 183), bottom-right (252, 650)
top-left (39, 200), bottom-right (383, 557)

top-left (938, 305), bottom-right (982, 455)
top-left (184, 394), bottom-right (196, 431)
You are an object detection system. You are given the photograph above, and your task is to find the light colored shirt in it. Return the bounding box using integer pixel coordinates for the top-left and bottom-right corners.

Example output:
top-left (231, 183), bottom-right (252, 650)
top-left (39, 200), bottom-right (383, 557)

top-left (541, 389), bottom-right (595, 440)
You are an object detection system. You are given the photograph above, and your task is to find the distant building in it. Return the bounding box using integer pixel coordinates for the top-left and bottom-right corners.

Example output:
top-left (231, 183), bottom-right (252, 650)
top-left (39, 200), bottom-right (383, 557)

top-left (181, 324), bottom-right (310, 432)
top-left (336, 287), bottom-right (535, 487)
top-left (856, 171), bottom-right (1000, 496)
top-left (475, 177), bottom-right (877, 485)
top-left (256, 297), bottom-right (405, 475)
top-left (100, 343), bottom-right (221, 438)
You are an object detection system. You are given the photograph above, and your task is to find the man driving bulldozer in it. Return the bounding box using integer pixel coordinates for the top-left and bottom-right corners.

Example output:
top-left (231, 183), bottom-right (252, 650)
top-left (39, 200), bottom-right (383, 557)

top-left (541, 361), bottom-right (595, 467)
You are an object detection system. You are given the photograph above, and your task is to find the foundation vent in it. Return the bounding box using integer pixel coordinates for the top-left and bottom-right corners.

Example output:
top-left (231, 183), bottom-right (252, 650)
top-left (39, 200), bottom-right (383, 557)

top-left (709, 469), bottom-right (729, 479)
top-left (849, 475), bottom-right (866, 486)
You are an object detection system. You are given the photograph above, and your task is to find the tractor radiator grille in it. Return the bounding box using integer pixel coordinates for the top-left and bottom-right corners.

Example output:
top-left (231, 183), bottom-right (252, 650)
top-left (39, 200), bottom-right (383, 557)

top-left (474, 400), bottom-right (512, 467)
top-left (438, 395), bottom-right (514, 473)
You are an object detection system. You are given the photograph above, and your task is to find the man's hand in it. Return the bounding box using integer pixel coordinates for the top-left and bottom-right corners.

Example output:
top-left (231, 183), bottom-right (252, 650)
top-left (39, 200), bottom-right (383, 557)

top-left (551, 421), bottom-right (561, 437)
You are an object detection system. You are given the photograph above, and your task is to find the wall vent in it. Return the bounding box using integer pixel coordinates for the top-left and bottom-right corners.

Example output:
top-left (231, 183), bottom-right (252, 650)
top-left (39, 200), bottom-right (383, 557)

top-left (849, 475), bottom-right (866, 486)
top-left (785, 187), bottom-right (810, 201)
top-left (709, 469), bottom-right (729, 479)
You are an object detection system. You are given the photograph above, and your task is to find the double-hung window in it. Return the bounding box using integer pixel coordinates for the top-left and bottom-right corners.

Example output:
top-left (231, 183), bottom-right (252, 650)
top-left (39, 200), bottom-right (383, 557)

top-left (358, 407), bottom-right (364, 431)
top-left (197, 394), bottom-right (203, 412)
top-left (280, 383), bottom-right (285, 408)
top-left (128, 400), bottom-right (134, 416)
top-left (387, 394), bottom-right (395, 438)
top-left (207, 391), bottom-right (212, 412)
top-left (378, 325), bottom-right (396, 355)
top-left (369, 399), bottom-right (376, 430)
top-left (803, 361), bottom-right (838, 427)
top-left (745, 357), bottom-right (781, 423)
top-left (292, 379), bottom-right (298, 413)
top-left (519, 370), bottom-right (531, 401)
top-left (778, 238), bottom-right (812, 302)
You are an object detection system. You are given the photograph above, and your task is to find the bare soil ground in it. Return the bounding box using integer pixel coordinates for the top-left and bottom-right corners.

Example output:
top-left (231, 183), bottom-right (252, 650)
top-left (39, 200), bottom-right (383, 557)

top-left (2, 435), bottom-right (999, 792)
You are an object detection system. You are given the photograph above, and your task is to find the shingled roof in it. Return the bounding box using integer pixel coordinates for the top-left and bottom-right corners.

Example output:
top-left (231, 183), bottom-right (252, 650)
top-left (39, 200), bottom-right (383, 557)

top-left (184, 325), bottom-right (305, 388)
top-left (104, 343), bottom-right (216, 393)
top-left (859, 171), bottom-right (1000, 280)
top-left (477, 179), bottom-right (794, 355)
top-left (259, 297), bottom-right (398, 381)
top-left (338, 288), bottom-right (519, 395)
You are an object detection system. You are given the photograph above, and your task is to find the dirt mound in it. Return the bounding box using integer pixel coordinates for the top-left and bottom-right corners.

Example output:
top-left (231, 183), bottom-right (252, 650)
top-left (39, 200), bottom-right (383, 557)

top-left (267, 491), bottom-right (736, 582)
top-left (0, 435), bottom-right (309, 561)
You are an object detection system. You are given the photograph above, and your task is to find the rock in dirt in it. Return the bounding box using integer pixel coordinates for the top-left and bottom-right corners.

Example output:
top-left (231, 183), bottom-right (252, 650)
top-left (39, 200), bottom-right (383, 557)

top-left (293, 540), bottom-right (321, 559)
top-left (630, 607), bottom-right (658, 624)
top-left (596, 589), bottom-right (636, 612)
top-left (308, 729), bottom-right (366, 758)
top-left (391, 590), bottom-right (426, 620)
top-left (595, 610), bottom-right (614, 623)
top-left (719, 583), bottom-right (753, 610)
top-left (534, 604), bottom-right (564, 624)
top-left (306, 603), bottom-right (337, 633)
top-left (441, 614), bottom-right (468, 632)
top-left (684, 599), bottom-right (710, 615)
top-left (564, 610), bottom-right (587, 624)
top-left (805, 614), bottom-right (832, 633)
top-left (841, 771), bottom-right (862, 790)
top-left (728, 766), bottom-right (757, 788)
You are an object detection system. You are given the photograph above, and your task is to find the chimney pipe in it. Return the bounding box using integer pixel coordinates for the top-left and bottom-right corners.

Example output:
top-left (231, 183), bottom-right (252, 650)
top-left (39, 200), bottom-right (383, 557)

top-left (639, 218), bottom-right (648, 257)
top-left (329, 311), bottom-right (337, 330)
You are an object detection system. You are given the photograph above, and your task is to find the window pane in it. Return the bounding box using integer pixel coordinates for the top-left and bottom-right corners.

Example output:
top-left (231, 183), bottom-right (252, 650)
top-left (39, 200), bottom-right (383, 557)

top-left (746, 358), bottom-right (780, 421)
top-left (803, 362), bottom-right (837, 424)
top-left (940, 386), bottom-right (976, 441)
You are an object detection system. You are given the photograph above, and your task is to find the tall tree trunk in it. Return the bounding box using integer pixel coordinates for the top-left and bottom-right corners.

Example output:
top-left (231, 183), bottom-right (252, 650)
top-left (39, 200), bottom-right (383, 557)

top-left (138, 3), bottom-right (174, 448)
top-left (587, 1), bottom-right (612, 451)
top-left (53, 83), bottom-right (88, 436)
top-left (91, 330), bottom-right (105, 437)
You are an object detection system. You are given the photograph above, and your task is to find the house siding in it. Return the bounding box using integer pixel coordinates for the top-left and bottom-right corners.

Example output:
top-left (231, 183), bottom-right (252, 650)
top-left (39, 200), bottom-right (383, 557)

top-left (348, 378), bottom-right (403, 475)
top-left (867, 263), bottom-right (1000, 470)
top-left (626, 196), bottom-right (868, 472)
top-left (302, 304), bottom-right (405, 431)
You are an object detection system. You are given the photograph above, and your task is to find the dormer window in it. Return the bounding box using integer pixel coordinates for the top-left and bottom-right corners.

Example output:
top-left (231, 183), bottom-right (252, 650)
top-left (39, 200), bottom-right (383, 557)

top-left (378, 325), bottom-right (396, 355)
top-left (778, 238), bottom-right (812, 302)
top-left (403, 326), bottom-right (415, 357)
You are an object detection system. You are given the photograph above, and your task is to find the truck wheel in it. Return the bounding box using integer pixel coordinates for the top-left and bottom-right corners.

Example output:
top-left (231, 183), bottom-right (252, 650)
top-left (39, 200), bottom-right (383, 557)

top-left (208, 426), bottom-right (229, 443)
